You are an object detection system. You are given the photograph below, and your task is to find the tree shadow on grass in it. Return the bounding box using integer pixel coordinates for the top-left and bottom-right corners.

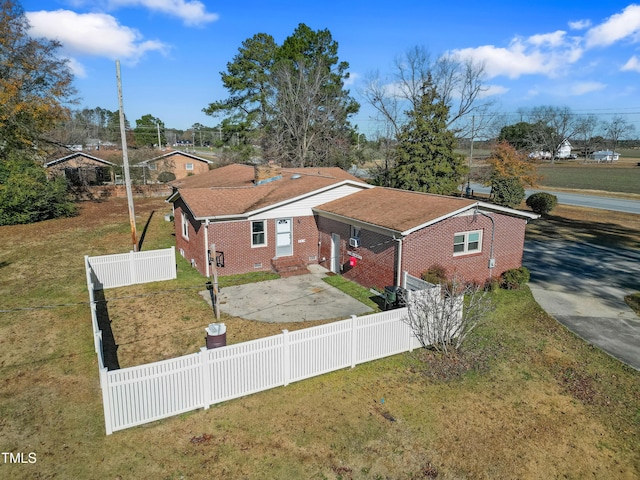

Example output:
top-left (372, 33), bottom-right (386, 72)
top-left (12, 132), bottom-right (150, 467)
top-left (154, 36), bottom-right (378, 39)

top-left (137, 210), bottom-right (155, 251)
top-left (526, 213), bottom-right (640, 251)
top-left (94, 288), bottom-right (120, 370)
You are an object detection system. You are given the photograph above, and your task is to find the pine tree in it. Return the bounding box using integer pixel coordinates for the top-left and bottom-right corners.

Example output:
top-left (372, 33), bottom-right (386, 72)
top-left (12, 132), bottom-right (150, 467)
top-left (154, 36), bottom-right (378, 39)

top-left (389, 77), bottom-right (466, 195)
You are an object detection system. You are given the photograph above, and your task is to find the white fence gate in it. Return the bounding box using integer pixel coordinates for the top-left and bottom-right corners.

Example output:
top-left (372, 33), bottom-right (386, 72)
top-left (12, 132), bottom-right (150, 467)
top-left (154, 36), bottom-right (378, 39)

top-left (86, 249), bottom-right (422, 435)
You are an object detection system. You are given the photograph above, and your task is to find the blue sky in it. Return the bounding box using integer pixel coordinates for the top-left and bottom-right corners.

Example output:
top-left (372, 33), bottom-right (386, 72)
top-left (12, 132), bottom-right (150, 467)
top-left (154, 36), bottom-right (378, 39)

top-left (22, 0), bottom-right (640, 137)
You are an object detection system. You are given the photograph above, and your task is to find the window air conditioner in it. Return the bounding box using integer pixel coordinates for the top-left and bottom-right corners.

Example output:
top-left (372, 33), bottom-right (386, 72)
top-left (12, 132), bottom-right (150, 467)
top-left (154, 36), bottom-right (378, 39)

top-left (349, 237), bottom-right (360, 248)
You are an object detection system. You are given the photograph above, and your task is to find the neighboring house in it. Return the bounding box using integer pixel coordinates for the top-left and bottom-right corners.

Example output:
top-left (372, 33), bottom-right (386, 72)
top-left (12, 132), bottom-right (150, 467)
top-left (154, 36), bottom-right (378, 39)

top-left (313, 188), bottom-right (539, 289)
top-left (589, 150), bottom-right (620, 163)
top-left (167, 163), bottom-right (371, 277)
top-left (556, 139), bottom-right (572, 159)
top-left (529, 139), bottom-right (573, 160)
top-left (45, 152), bottom-right (116, 185)
top-left (138, 151), bottom-right (214, 183)
top-left (169, 163), bottom-right (539, 289)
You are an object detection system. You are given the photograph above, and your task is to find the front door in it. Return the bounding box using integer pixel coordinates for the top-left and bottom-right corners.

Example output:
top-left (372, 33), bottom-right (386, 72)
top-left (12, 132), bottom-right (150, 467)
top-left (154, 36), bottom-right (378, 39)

top-left (276, 218), bottom-right (293, 257)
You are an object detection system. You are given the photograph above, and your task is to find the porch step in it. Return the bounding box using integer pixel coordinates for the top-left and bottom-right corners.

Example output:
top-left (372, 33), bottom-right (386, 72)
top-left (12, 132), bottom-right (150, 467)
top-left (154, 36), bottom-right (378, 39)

top-left (271, 256), bottom-right (310, 277)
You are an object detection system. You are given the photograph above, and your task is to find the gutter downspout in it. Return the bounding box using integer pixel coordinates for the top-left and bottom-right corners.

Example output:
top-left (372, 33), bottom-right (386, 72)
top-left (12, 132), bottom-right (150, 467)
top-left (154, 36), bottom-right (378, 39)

top-left (394, 236), bottom-right (403, 287)
top-left (204, 219), bottom-right (210, 278)
top-left (474, 207), bottom-right (495, 278)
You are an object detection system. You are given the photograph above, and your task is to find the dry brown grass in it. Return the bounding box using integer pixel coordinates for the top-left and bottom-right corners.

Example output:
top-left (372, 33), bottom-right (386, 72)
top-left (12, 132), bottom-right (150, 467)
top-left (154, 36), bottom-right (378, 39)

top-left (0, 196), bottom-right (639, 479)
top-left (525, 203), bottom-right (640, 249)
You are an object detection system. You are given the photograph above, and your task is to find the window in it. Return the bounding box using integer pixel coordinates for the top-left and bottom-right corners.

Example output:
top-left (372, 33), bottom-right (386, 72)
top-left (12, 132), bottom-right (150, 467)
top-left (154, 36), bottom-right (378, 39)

top-left (185, 163), bottom-right (194, 171)
top-left (181, 212), bottom-right (189, 239)
top-left (147, 163), bottom-right (157, 171)
top-left (453, 230), bottom-right (482, 255)
top-left (251, 220), bottom-right (266, 247)
top-left (350, 225), bottom-right (361, 238)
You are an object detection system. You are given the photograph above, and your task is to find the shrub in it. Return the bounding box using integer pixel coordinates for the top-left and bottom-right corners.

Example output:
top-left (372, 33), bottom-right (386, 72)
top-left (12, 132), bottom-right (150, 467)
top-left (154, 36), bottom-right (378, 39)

top-left (421, 264), bottom-right (448, 284)
top-left (491, 177), bottom-right (525, 208)
top-left (526, 192), bottom-right (558, 214)
top-left (157, 171), bottom-right (176, 183)
top-left (500, 267), bottom-right (530, 290)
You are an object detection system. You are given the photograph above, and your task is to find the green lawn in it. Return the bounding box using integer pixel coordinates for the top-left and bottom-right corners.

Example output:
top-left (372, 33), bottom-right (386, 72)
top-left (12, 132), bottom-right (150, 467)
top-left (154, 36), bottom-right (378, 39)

top-left (0, 197), bottom-right (638, 479)
top-left (537, 165), bottom-right (640, 194)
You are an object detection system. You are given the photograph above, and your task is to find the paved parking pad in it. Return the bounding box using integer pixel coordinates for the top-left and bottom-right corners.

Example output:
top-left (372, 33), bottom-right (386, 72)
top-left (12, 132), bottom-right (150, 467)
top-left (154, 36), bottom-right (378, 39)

top-left (203, 266), bottom-right (374, 323)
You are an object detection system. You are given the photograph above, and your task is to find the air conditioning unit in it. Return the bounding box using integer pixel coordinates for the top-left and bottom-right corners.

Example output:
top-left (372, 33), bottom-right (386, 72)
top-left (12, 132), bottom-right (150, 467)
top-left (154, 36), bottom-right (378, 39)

top-left (349, 237), bottom-right (360, 248)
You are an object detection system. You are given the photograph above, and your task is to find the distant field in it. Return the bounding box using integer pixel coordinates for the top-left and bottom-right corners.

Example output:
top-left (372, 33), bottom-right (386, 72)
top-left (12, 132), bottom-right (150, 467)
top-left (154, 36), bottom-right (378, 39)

top-left (537, 165), bottom-right (640, 194)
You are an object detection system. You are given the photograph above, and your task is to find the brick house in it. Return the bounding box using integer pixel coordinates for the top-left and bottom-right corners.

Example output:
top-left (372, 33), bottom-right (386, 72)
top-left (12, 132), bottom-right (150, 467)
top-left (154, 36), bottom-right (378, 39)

top-left (138, 151), bottom-right (214, 183)
top-left (167, 163), bottom-right (371, 277)
top-left (45, 152), bottom-right (116, 185)
top-left (313, 187), bottom-right (539, 289)
top-left (169, 164), bottom-right (538, 288)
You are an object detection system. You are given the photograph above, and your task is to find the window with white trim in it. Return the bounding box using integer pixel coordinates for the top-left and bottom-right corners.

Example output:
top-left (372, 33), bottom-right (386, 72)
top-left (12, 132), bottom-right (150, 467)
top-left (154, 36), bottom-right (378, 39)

top-left (251, 220), bottom-right (266, 247)
top-left (181, 212), bottom-right (189, 239)
top-left (453, 230), bottom-right (482, 255)
top-left (185, 163), bottom-right (194, 171)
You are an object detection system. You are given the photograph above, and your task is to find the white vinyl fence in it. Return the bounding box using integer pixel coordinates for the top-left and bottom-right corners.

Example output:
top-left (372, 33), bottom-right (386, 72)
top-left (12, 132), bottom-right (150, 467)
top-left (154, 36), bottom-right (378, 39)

top-left (85, 247), bottom-right (177, 289)
top-left (102, 309), bottom-right (417, 433)
top-left (86, 252), bottom-right (422, 435)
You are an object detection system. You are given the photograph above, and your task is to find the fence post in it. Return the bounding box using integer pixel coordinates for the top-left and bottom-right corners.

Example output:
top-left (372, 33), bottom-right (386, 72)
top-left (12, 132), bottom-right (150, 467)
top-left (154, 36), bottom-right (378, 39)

top-left (170, 246), bottom-right (177, 279)
top-left (129, 250), bottom-right (136, 285)
top-left (200, 347), bottom-right (211, 410)
top-left (99, 367), bottom-right (113, 435)
top-left (350, 315), bottom-right (358, 368)
top-left (282, 330), bottom-right (290, 386)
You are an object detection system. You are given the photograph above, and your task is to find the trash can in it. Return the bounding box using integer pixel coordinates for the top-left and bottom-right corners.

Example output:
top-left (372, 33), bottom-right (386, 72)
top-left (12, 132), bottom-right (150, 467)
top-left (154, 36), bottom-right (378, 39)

top-left (205, 323), bottom-right (227, 349)
top-left (384, 286), bottom-right (402, 310)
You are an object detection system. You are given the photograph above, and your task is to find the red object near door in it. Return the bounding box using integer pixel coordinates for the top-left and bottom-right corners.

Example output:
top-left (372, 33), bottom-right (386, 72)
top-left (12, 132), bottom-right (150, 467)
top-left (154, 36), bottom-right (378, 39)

top-left (349, 256), bottom-right (357, 267)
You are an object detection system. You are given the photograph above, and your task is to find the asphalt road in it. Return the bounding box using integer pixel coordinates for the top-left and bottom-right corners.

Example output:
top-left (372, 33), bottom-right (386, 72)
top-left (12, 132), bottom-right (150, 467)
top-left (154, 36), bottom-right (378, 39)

top-left (523, 240), bottom-right (640, 370)
top-left (469, 183), bottom-right (640, 214)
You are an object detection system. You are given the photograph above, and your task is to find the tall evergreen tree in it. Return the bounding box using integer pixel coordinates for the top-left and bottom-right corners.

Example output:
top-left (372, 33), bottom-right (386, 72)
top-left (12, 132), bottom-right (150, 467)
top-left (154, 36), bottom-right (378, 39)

top-left (388, 77), bottom-right (466, 195)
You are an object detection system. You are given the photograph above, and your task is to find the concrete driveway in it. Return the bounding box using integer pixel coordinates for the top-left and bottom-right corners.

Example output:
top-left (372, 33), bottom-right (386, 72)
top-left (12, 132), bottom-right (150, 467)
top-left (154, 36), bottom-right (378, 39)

top-left (206, 265), bottom-right (375, 323)
top-left (523, 240), bottom-right (640, 370)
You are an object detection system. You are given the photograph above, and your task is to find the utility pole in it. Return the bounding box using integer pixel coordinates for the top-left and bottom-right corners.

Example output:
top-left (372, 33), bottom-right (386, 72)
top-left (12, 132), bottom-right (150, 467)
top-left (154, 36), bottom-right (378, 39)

top-left (466, 115), bottom-right (475, 197)
top-left (116, 60), bottom-right (138, 251)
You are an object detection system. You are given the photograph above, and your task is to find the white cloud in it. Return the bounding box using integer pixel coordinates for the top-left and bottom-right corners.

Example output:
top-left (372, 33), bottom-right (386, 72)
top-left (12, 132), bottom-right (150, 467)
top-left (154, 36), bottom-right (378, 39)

top-left (344, 71), bottom-right (359, 87)
top-left (569, 81), bottom-right (606, 95)
top-left (106, 0), bottom-right (219, 26)
top-left (479, 84), bottom-right (508, 98)
top-left (569, 19), bottom-right (591, 30)
top-left (26, 10), bottom-right (169, 64)
top-left (621, 55), bottom-right (640, 72)
top-left (585, 4), bottom-right (640, 48)
top-left (451, 31), bottom-right (583, 80)
top-left (65, 57), bottom-right (87, 78)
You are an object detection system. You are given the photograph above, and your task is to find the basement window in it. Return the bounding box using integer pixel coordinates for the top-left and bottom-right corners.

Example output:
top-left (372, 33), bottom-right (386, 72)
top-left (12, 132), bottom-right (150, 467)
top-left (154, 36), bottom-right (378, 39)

top-left (453, 230), bottom-right (482, 256)
top-left (185, 163), bottom-right (194, 171)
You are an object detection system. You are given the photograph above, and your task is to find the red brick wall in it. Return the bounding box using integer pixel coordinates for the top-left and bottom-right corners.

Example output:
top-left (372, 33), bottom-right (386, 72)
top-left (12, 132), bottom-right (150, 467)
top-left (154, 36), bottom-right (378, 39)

top-left (318, 210), bottom-right (528, 290)
top-left (402, 212), bottom-right (528, 284)
top-left (174, 199), bottom-right (207, 275)
top-left (317, 217), bottom-right (397, 289)
top-left (174, 204), bottom-right (321, 277)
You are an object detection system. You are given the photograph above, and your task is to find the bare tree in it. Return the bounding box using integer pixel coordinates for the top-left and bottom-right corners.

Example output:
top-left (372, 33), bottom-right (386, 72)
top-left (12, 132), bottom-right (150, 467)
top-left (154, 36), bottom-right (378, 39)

top-left (402, 278), bottom-right (494, 355)
top-left (574, 114), bottom-right (600, 159)
top-left (602, 116), bottom-right (635, 155)
top-left (360, 46), bottom-right (495, 140)
top-left (267, 57), bottom-right (353, 167)
top-left (525, 106), bottom-right (577, 163)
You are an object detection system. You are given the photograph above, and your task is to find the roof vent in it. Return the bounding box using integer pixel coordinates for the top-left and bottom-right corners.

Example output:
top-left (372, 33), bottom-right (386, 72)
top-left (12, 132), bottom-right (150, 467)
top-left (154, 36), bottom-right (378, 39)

top-left (291, 174), bottom-right (301, 179)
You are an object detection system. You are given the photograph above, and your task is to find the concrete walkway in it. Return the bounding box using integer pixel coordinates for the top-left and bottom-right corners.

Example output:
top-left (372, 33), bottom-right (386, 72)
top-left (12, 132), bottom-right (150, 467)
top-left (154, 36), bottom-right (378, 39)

top-left (523, 240), bottom-right (640, 370)
top-left (202, 265), bottom-right (374, 323)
